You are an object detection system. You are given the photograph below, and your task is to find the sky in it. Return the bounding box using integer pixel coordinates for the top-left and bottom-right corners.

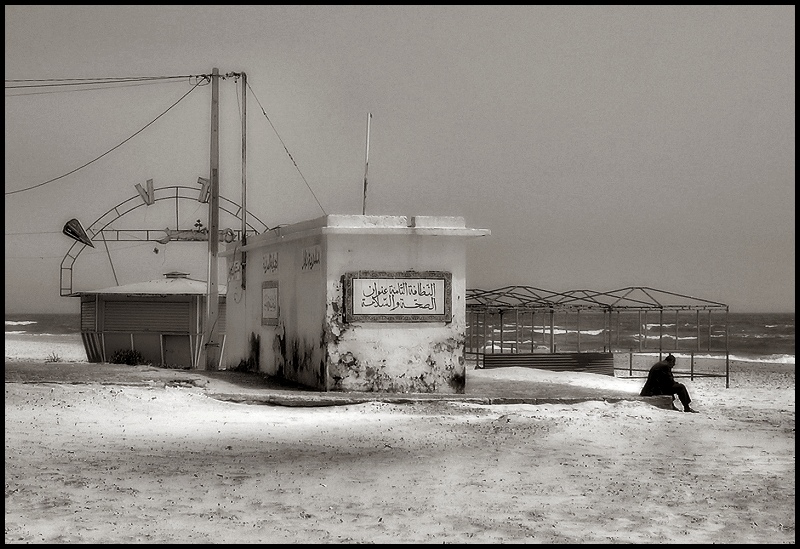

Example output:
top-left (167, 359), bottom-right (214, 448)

top-left (4, 5), bottom-right (795, 314)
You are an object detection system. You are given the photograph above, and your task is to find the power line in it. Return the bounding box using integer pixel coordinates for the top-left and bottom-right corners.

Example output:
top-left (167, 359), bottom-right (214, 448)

top-left (5, 76), bottom-right (209, 196)
top-left (5, 231), bottom-right (62, 235)
top-left (5, 79), bottom-right (190, 98)
top-left (246, 80), bottom-right (327, 216)
top-left (5, 240), bottom-right (155, 259)
top-left (4, 74), bottom-right (202, 87)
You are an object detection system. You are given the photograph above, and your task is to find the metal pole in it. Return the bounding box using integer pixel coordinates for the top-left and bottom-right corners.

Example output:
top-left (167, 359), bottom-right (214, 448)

top-left (629, 349), bottom-right (633, 376)
top-left (482, 311), bottom-right (488, 366)
top-left (530, 311), bottom-right (535, 352)
top-left (361, 112), bottom-right (372, 215)
top-left (638, 310), bottom-right (643, 352)
top-left (725, 308), bottom-right (730, 388)
top-left (549, 309), bottom-right (555, 353)
top-left (696, 309), bottom-right (700, 352)
top-left (542, 311), bottom-right (546, 344)
top-left (203, 68), bottom-right (221, 370)
top-left (476, 311), bottom-right (481, 368)
top-left (499, 311), bottom-right (504, 353)
top-left (490, 311), bottom-right (495, 354)
top-left (675, 309), bottom-right (679, 352)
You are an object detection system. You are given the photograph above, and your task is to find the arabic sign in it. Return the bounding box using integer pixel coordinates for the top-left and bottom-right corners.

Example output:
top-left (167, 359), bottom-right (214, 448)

top-left (344, 271), bottom-right (452, 323)
top-left (301, 245), bottom-right (321, 272)
top-left (261, 281), bottom-right (278, 326)
top-left (262, 252), bottom-right (278, 274)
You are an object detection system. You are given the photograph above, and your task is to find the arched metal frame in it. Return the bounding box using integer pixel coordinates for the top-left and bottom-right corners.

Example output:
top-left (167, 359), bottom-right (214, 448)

top-left (465, 285), bottom-right (731, 387)
top-left (60, 185), bottom-right (268, 297)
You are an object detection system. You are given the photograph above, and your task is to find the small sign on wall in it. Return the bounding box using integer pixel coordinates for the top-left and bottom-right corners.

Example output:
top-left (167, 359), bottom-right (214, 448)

top-left (262, 281), bottom-right (278, 326)
top-left (301, 245), bottom-right (322, 272)
top-left (343, 271), bottom-right (452, 323)
top-left (262, 252), bottom-right (278, 274)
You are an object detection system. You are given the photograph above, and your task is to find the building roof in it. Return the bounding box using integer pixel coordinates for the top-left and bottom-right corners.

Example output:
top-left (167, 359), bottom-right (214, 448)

top-left (221, 214), bottom-right (490, 256)
top-left (75, 275), bottom-right (227, 296)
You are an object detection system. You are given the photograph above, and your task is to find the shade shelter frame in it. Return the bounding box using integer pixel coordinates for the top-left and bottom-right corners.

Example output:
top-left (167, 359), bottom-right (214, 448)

top-left (465, 286), bottom-right (731, 387)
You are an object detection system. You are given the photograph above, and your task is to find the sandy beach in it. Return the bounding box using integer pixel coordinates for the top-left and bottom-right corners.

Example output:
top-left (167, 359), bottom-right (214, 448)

top-left (4, 337), bottom-right (795, 543)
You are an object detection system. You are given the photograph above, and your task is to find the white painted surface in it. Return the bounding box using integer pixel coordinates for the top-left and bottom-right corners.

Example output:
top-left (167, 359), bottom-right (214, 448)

top-left (223, 215), bottom-right (488, 392)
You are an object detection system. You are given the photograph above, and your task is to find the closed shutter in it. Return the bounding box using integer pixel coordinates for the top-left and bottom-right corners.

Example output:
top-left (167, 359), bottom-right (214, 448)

top-left (104, 301), bottom-right (191, 333)
top-left (81, 298), bottom-right (97, 332)
top-left (218, 301), bottom-right (226, 333)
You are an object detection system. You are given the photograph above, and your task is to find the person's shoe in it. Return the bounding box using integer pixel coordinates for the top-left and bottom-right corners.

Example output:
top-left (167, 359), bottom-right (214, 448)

top-left (684, 407), bottom-right (699, 413)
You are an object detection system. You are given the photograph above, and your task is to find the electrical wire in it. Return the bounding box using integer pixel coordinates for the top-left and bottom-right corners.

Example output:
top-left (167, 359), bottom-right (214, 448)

top-left (5, 79), bottom-right (190, 98)
top-left (4, 231), bottom-right (62, 235)
top-left (5, 240), bottom-right (155, 259)
top-left (5, 76), bottom-right (209, 196)
top-left (5, 75), bottom-right (201, 87)
top-left (245, 80), bottom-right (327, 215)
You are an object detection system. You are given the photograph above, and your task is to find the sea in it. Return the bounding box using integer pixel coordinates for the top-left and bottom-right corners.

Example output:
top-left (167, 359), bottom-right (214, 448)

top-left (464, 311), bottom-right (794, 365)
top-left (4, 312), bottom-right (796, 366)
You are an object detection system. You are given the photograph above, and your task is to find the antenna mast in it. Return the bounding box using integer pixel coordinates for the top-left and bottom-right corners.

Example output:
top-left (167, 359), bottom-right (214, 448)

top-left (361, 112), bottom-right (372, 215)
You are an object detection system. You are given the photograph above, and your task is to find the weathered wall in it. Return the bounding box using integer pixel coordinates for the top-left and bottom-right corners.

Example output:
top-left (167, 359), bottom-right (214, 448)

top-left (323, 229), bottom-right (469, 393)
top-left (223, 223), bottom-right (327, 388)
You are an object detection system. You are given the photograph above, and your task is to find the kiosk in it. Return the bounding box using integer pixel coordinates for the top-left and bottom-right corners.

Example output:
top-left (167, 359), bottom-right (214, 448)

top-left (221, 215), bottom-right (489, 393)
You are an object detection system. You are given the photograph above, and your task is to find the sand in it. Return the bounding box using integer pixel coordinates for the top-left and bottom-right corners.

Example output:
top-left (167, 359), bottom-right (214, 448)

top-left (4, 337), bottom-right (796, 543)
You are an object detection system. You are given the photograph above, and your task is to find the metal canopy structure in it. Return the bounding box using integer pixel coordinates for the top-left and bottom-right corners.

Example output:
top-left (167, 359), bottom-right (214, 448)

top-left (60, 184), bottom-right (268, 297)
top-left (466, 285), bottom-right (728, 312)
top-left (465, 285), bottom-right (731, 386)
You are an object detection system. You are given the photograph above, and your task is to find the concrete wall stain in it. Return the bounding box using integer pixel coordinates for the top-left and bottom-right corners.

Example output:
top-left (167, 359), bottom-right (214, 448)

top-left (272, 321), bottom-right (286, 378)
top-left (235, 332), bottom-right (261, 372)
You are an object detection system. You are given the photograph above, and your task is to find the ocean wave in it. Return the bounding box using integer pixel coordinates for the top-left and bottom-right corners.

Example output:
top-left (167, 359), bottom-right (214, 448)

top-left (644, 323), bottom-right (676, 329)
top-left (5, 320), bottom-right (37, 326)
top-left (641, 334), bottom-right (698, 340)
top-left (627, 351), bottom-right (795, 365)
top-left (730, 353), bottom-right (795, 365)
top-left (493, 328), bottom-right (606, 336)
top-left (5, 330), bottom-right (27, 335)
top-left (734, 333), bottom-right (796, 339)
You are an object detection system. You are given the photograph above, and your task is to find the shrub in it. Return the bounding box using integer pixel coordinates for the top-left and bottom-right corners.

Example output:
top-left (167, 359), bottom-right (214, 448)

top-left (161, 362), bottom-right (191, 370)
top-left (110, 349), bottom-right (147, 366)
top-left (45, 352), bottom-right (62, 363)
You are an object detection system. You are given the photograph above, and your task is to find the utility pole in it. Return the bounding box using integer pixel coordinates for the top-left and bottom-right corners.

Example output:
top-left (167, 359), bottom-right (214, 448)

top-left (203, 67), bottom-right (221, 370)
top-left (240, 72), bottom-right (247, 291)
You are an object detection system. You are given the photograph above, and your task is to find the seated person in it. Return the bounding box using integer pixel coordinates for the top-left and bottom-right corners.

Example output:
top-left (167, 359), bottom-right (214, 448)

top-left (640, 354), bottom-right (698, 413)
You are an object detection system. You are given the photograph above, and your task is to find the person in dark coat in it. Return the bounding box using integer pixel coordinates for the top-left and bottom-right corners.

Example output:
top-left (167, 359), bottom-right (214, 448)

top-left (640, 354), bottom-right (698, 412)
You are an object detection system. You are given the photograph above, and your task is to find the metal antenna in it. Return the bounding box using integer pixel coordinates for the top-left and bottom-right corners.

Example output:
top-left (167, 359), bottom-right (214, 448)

top-left (361, 112), bottom-right (372, 215)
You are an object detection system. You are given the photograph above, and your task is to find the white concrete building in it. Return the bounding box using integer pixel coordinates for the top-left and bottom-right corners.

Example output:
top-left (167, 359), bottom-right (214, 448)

top-left (221, 215), bottom-right (489, 393)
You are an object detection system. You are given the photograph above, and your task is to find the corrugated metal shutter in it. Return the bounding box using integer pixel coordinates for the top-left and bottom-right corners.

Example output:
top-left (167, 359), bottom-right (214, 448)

top-left (81, 298), bottom-right (97, 332)
top-left (218, 301), bottom-right (226, 333)
top-left (104, 301), bottom-right (191, 333)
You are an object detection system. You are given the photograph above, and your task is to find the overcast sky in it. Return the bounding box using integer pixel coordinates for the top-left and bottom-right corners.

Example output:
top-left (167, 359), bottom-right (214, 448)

top-left (5, 5), bottom-right (795, 314)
